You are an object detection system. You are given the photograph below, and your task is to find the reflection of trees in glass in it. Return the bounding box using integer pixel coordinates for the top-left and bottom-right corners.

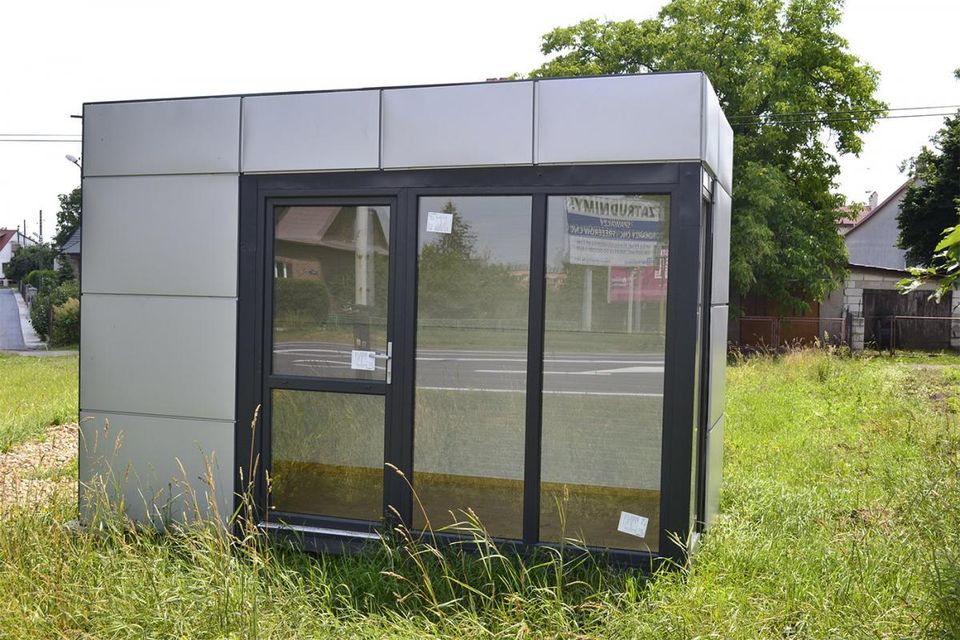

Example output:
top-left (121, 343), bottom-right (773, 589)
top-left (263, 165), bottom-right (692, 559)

top-left (418, 201), bottom-right (527, 321)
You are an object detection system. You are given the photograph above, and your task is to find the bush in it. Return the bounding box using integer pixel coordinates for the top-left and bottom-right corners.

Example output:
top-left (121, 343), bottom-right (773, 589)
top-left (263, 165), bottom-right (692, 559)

top-left (274, 278), bottom-right (330, 325)
top-left (25, 269), bottom-right (58, 292)
top-left (56, 257), bottom-right (75, 283)
top-left (4, 244), bottom-right (55, 283)
top-left (49, 297), bottom-right (80, 347)
top-left (30, 280), bottom-right (79, 340)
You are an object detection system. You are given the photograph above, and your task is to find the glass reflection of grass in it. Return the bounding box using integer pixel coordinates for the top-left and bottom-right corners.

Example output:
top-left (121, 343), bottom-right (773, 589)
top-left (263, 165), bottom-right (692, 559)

top-left (411, 387), bottom-right (662, 550)
top-left (540, 483), bottom-right (660, 552)
top-left (270, 390), bottom-right (384, 519)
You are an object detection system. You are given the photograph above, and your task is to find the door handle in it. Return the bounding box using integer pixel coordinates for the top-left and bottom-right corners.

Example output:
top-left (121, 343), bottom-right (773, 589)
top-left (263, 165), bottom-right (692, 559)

top-left (373, 342), bottom-right (392, 384)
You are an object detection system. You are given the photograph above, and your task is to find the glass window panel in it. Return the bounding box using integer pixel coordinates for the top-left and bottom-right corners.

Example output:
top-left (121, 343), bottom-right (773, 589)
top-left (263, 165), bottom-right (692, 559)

top-left (413, 196), bottom-right (532, 539)
top-left (270, 390), bottom-right (384, 520)
top-left (540, 194), bottom-right (670, 552)
top-left (272, 205), bottom-right (390, 380)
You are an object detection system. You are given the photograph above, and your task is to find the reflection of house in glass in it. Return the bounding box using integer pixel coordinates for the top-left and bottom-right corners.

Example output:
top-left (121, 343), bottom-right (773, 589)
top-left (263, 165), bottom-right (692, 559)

top-left (273, 206), bottom-right (391, 377)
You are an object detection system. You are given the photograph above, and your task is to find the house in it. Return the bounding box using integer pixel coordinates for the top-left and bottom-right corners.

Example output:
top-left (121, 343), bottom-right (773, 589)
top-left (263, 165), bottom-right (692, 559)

top-left (0, 228), bottom-right (37, 285)
top-left (59, 226), bottom-right (82, 281)
top-left (732, 180), bottom-right (956, 350)
top-left (820, 180), bottom-right (956, 350)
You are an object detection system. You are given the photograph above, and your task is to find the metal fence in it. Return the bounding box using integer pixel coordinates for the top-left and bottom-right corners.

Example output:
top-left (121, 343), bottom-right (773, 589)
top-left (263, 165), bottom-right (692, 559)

top-left (735, 314), bottom-right (960, 351)
top-left (736, 315), bottom-right (847, 348)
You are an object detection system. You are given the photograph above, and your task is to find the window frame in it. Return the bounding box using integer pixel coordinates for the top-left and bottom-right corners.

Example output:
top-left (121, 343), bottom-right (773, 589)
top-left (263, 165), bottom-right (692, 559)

top-left (236, 163), bottom-right (705, 567)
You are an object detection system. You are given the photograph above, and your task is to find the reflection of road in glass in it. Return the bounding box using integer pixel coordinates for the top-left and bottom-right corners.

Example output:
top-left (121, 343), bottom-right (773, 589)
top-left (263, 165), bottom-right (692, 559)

top-left (272, 341), bottom-right (664, 396)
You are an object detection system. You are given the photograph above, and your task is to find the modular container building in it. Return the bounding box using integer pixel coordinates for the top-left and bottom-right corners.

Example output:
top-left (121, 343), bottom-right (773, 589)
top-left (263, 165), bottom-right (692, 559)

top-left (79, 72), bottom-right (732, 566)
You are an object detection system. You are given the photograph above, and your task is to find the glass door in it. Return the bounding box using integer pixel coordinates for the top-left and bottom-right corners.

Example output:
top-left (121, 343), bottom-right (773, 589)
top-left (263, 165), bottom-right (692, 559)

top-left (264, 199), bottom-right (395, 529)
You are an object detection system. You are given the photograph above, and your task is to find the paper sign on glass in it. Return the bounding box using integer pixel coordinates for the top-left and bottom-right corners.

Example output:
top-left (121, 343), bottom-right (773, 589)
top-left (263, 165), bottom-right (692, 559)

top-left (426, 211), bottom-right (454, 234)
top-left (617, 511), bottom-right (649, 538)
top-left (350, 350), bottom-right (376, 371)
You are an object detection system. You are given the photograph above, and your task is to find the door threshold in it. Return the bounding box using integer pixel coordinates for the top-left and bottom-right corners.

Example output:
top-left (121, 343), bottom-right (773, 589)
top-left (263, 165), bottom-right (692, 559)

top-left (258, 520), bottom-right (381, 541)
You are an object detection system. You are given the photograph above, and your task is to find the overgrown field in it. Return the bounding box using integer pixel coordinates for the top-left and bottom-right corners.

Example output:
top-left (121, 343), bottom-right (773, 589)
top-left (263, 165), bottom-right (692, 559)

top-left (0, 350), bottom-right (958, 638)
top-left (0, 352), bottom-right (77, 452)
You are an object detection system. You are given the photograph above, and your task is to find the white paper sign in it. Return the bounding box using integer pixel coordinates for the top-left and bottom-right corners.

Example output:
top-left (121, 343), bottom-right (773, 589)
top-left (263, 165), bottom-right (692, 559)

top-left (426, 211), bottom-right (454, 234)
top-left (350, 350), bottom-right (376, 371)
top-left (617, 511), bottom-right (649, 538)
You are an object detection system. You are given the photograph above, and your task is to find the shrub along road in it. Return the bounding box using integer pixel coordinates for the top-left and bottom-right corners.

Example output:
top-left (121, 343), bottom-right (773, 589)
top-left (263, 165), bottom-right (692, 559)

top-left (0, 350), bottom-right (958, 638)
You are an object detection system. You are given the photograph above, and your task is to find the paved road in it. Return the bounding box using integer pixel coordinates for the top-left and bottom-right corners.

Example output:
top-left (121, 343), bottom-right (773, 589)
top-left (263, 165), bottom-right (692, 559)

top-left (273, 341), bottom-right (664, 396)
top-left (0, 289), bottom-right (25, 350)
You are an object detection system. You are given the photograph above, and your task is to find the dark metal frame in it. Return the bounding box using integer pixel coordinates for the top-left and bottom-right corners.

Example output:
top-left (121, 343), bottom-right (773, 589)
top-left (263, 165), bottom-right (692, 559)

top-left (236, 163), bottom-right (706, 567)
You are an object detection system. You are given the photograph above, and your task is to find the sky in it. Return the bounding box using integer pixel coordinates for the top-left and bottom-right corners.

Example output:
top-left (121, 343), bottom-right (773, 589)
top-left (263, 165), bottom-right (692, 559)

top-left (1, 0), bottom-right (958, 239)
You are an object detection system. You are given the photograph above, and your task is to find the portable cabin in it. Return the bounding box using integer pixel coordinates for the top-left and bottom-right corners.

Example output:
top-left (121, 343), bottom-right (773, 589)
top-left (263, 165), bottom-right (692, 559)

top-left (79, 72), bottom-right (732, 566)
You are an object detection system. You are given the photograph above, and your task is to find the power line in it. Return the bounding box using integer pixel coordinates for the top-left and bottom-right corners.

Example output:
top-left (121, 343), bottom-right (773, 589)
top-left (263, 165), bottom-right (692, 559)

top-left (727, 103), bottom-right (960, 121)
top-left (731, 111), bottom-right (958, 128)
top-left (0, 133), bottom-right (81, 137)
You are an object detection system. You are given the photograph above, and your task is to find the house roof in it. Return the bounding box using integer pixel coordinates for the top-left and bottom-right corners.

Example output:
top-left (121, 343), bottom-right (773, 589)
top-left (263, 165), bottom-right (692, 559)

top-left (61, 227), bottom-right (81, 255)
top-left (842, 180), bottom-right (912, 237)
top-left (0, 229), bottom-right (15, 253)
top-left (837, 206), bottom-right (871, 228)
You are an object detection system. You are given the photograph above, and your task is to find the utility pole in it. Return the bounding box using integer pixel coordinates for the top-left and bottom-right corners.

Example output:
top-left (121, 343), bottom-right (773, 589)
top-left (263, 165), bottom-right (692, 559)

top-left (39, 209), bottom-right (43, 243)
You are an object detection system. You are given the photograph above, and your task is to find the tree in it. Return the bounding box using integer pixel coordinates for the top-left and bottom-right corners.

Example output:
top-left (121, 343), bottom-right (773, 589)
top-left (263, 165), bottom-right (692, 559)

top-left (530, 0), bottom-right (885, 310)
top-left (3, 244), bottom-right (55, 283)
top-left (896, 112), bottom-right (960, 266)
top-left (896, 68), bottom-right (960, 300)
top-left (418, 201), bottom-right (526, 320)
top-left (54, 187), bottom-right (81, 249)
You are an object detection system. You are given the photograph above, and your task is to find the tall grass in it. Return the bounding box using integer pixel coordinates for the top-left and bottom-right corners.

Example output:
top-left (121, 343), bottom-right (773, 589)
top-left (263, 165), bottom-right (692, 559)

top-left (0, 350), bottom-right (958, 637)
top-left (0, 353), bottom-right (77, 452)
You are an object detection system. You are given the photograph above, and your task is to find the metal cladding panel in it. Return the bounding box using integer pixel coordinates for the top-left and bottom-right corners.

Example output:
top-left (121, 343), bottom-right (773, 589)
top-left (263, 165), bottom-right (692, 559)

top-left (381, 82), bottom-right (534, 168)
top-left (712, 186), bottom-right (731, 305)
top-left (79, 412), bottom-right (234, 526)
top-left (80, 294), bottom-right (236, 421)
top-left (536, 73), bottom-right (703, 164)
top-left (717, 114), bottom-right (734, 194)
top-left (82, 175), bottom-right (238, 297)
top-left (702, 77), bottom-right (722, 179)
top-left (704, 414), bottom-right (724, 528)
top-left (242, 91), bottom-right (380, 172)
top-left (84, 98), bottom-right (240, 176)
top-left (709, 304), bottom-right (728, 426)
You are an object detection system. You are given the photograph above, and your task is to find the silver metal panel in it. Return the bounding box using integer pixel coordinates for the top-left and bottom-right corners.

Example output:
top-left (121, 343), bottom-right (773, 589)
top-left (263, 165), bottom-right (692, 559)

top-left (717, 114), bottom-right (734, 194)
top-left (79, 412), bottom-right (234, 526)
top-left (712, 186), bottom-right (731, 305)
top-left (242, 91), bottom-right (380, 172)
top-left (84, 98), bottom-right (241, 176)
top-left (80, 294), bottom-right (236, 421)
top-left (82, 175), bottom-right (238, 297)
top-left (704, 414), bottom-right (724, 528)
top-left (381, 82), bottom-right (533, 168)
top-left (709, 304), bottom-right (729, 426)
top-left (702, 76), bottom-right (721, 178)
top-left (536, 74), bottom-right (703, 164)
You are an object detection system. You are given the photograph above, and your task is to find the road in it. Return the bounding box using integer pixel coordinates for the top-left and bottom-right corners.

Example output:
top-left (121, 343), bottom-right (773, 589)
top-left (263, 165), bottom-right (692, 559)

top-left (0, 289), bottom-right (25, 350)
top-left (273, 341), bottom-right (664, 396)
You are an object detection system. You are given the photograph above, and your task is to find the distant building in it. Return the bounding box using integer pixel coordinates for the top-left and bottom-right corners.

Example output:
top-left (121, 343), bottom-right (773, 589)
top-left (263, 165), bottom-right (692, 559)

top-left (733, 180), bottom-right (958, 350)
top-left (821, 180), bottom-right (956, 350)
top-left (59, 226), bottom-right (82, 281)
top-left (0, 228), bottom-right (37, 285)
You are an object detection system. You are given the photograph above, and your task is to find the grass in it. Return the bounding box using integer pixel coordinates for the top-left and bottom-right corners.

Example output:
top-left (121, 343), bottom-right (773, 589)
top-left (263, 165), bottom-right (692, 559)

top-left (0, 350), bottom-right (958, 637)
top-left (0, 352), bottom-right (77, 452)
